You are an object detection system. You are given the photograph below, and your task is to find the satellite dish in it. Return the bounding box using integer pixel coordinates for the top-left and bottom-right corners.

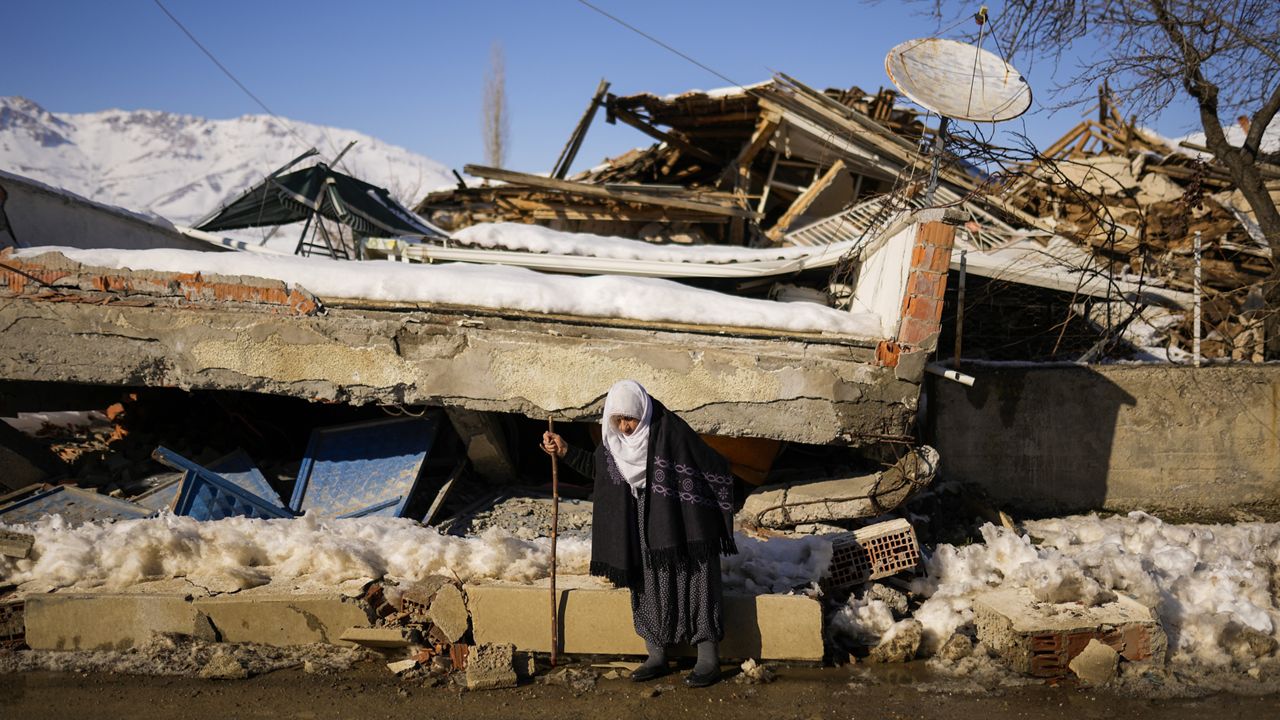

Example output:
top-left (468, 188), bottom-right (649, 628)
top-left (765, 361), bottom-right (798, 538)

top-left (885, 38), bottom-right (1032, 123)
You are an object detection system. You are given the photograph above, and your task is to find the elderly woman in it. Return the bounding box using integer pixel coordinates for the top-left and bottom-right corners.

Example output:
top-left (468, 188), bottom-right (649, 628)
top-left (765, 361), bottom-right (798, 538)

top-left (542, 379), bottom-right (737, 687)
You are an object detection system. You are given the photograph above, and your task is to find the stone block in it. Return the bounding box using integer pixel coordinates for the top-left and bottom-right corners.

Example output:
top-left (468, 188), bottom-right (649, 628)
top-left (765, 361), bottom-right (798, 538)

top-left (427, 583), bottom-right (469, 643)
top-left (24, 594), bottom-right (202, 651)
top-left (974, 587), bottom-right (1167, 677)
top-left (0, 529), bottom-right (34, 559)
top-left (466, 642), bottom-right (517, 690)
top-left (465, 584), bottom-right (823, 661)
top-left (194, 594), bottom-right (372, 647)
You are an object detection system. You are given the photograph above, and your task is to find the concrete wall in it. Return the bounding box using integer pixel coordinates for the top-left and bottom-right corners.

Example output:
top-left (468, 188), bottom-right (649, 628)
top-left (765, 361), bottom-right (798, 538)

top-left (1, 170), bottom-right (212, 252)
top-left (929, 364), bottom-right (1280, 520)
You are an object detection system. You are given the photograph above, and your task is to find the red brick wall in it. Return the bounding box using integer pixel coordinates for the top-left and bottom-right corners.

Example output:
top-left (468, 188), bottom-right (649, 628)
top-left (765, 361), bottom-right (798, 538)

top-left (897, 221), bottom-right (956, 350)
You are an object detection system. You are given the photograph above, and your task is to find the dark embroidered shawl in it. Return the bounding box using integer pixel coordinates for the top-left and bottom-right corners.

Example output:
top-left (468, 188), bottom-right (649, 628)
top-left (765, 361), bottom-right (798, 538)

top-left (589, 399), bottom-right (738, 589)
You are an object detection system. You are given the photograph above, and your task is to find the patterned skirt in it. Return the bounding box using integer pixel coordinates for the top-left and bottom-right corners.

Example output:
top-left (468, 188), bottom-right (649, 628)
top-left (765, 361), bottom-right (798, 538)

top-left (630, 498), bottom-right (724, 645)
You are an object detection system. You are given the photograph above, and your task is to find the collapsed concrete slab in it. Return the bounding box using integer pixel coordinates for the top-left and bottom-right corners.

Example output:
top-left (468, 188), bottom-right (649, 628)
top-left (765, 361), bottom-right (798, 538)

top-left (741, 446), bottom-right (939, 527)
top-left (0, 251), bottom-right (931, 446)
top-left (974, 587), bottom-right (1167, 677)
top-left (465, 584), bottom-right (824, 661)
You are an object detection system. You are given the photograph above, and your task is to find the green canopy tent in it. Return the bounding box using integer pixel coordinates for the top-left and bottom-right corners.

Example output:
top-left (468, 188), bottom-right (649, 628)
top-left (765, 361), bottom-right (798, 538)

top-left (195, 150), bottom-right (448, 258)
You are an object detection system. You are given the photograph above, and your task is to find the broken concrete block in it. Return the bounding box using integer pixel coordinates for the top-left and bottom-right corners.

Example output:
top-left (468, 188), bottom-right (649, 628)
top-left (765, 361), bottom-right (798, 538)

top-left (199, 652), bottom-right (248, 680)
top-left (427, 583), bottom-right (469, 643)
top-left (867, 619), bottom-right (922, 663)
top-left (742, 446), bottom-right (937, 528)
top-left (0, 529), bottom-right (34, 559)
top-left (465, 642), bottom-right (518, 690)
top-left (397, 575), bottom-right (451, 619)
top-left (338, 626), bottom-right (416, 648)
top-left (542, 667), bottom-right (598, 693)
top-left (1069, 639), bottom-right (1118, 685)
top-left (735, 658), bottom-right (777, 684)
top-left (974, 587), bottom-right (1167, 677)
top-left (935, 633), bottom-right (973, 662)
top-left (1223, 622), bottom-right (1279, 662)
top-left (864, 583), bottom-right (909, 617)
top-left (386, 659), bottom-right (419, 675)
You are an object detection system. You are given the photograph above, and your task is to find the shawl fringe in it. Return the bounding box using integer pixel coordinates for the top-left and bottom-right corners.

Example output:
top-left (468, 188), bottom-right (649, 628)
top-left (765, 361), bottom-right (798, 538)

top-left (589, 560), bottom-right (636, 589)
top-left (646, 537), bottom-right (737, 571)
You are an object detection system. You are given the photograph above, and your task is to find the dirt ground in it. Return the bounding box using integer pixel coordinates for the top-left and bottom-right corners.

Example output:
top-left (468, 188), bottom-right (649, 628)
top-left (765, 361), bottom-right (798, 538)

top-left (2, 661), bottom-right (1277, 720)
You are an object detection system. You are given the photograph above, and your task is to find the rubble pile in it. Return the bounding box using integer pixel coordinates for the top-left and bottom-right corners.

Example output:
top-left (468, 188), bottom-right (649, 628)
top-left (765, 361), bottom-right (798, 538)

top-left (1002, 100), bottom-right (1278, 359)
top-left (418, 76), bottom-right (930, 249)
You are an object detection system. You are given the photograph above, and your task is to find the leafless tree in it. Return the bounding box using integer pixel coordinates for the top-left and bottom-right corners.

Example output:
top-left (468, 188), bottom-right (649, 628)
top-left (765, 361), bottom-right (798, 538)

top-left (483, 42), bottom-right (510, 168)
top-left (914, 1), bottom-right (1280, 352)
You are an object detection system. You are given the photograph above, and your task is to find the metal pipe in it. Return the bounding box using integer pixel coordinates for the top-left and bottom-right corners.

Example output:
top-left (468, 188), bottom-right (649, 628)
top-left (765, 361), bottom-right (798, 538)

top-left (926, 363), bottom-right (975, 386)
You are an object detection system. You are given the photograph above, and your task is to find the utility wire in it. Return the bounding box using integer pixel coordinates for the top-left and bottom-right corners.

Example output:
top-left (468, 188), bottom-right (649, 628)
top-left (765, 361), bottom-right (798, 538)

top-left (151, 0), bottom-right (316, 157)
top-left (574, 0), bottom-right (749, 92)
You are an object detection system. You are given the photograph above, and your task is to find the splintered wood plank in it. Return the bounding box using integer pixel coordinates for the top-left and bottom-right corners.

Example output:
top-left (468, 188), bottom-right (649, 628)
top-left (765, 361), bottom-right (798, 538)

top-left (717, 113), bottom-right (780, 191)
top-left (464, 165), bottom-right (760, 219)
top-left (610, 106), bottom-right (719, 164)
top-left (552, 79), bottom-right (611, 179)
top-left (766, 159), bottom-right (846, 241)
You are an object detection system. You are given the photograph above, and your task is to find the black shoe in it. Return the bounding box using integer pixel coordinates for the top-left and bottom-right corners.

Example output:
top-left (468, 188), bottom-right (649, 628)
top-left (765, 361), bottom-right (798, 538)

top-left (631, 664), bottom-right (670, 682)
top-left (684, 667), bottom-right (721, 688)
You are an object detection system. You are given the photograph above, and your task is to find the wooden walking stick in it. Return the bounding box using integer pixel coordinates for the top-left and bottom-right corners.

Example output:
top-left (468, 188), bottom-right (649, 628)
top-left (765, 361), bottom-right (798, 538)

top-left (547, 416), bottom-right (560, 667)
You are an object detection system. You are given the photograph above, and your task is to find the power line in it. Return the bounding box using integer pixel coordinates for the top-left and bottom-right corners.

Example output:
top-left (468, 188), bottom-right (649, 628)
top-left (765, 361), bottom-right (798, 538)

top-left (151, 0), bottom-right (314, 155)
top-left (574, 0), bottom-right (750, 92)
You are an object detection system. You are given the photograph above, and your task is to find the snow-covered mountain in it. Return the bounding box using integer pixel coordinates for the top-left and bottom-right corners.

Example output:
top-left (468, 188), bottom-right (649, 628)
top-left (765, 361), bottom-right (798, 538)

top-left (0, 96), bottom-right (456, 225)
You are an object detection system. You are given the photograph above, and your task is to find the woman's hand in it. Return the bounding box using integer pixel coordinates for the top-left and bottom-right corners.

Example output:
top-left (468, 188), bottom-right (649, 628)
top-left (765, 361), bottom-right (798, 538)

top-left (541, 431), bottom-right (568, 458)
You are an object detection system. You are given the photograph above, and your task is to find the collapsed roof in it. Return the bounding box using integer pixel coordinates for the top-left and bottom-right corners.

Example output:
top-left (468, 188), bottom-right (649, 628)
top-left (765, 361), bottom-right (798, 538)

top-left (197, 161), bottom-right (448, 240)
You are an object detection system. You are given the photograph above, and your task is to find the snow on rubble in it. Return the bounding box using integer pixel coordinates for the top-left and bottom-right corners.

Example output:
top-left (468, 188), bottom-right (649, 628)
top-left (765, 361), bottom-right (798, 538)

top-left (6, 507), bottom-right (1276, 674)
top-left (12, 246), bottom-right (881, 336)
top-left (832, 512), bottom-right (1280, 669)
top-left (0, 513), bottom-right (830, 597)
top-left (452, 222), bottom-right (853, 263)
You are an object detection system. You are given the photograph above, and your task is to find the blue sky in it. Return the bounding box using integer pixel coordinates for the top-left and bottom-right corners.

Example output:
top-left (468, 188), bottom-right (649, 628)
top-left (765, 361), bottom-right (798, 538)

top-left (5, 1), bottom-right (1204, 174)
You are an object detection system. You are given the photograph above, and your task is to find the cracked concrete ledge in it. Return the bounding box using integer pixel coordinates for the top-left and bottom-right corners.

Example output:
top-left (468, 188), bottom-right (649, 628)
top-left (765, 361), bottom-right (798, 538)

top-left (0, 293), bottom-right (921, 445)
top-left (20, 584), bottom-right (824, 661)
top-left (23, 591), bottom-right (375, 651)
top-left (465, 584), bottom-right (824, 661)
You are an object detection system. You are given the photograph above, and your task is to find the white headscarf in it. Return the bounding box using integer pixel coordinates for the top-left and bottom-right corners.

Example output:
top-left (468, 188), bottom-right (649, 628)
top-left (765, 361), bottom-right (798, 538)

top-left (602, 379), bottom-right (653, 497)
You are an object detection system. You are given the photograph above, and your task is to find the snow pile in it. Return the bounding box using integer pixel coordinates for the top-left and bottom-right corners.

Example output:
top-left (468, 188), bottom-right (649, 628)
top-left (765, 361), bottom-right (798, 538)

top-left (0, 514), bottom-right (592, 592)
top-left (0, 514), bottom-right (832, 596)
top-left (834, 513), bottom-right (1280, 668)
top-left (720, 533), bottom-right (833, 594)
top-left (14, 246), bottom-right (881, 336)
top-left (453, 222), bottom-right (851, 264)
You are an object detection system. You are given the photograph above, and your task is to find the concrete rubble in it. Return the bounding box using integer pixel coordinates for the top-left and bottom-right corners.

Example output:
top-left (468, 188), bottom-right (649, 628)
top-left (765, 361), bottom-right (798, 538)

top-left (465, 642), bottom-right (518, 690)
top-left (867, 619), bottom-right (923, 664)
top-left (0, 529), bottom-right (34, 559)
top-left (974, 587), bottom-right (1168, 678)
top-left (742, 446), bottom-right (939, 529)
